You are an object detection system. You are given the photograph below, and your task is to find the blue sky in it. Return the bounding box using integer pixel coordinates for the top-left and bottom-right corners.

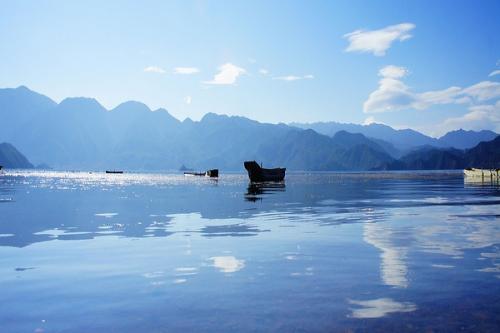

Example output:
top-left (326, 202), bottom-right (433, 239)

top-left (1, 0), bottom-right (499, 136)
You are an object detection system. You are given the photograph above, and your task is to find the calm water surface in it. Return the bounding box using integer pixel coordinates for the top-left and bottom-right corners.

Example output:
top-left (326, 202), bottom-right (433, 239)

top-left (0, 170), bottom-right (499, 332)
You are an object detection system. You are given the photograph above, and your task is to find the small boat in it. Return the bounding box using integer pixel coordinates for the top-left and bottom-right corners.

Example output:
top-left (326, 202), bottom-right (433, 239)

top-left (205, 169), bottom-right (219, 178)
top-left (244, 161), bottom-right (286, 182)
top-left (464, 168), bottom-right (499, 181)
top-left (184, 171), bottom-right (205, 176)
top-left (106, 170), bottom-right (124, 174)
top-left (184, 169), bottom-right (219, 178)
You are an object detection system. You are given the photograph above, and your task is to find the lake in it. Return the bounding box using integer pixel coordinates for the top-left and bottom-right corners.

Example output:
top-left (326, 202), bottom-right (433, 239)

top-left (0, 170), bottom-right (499, 332)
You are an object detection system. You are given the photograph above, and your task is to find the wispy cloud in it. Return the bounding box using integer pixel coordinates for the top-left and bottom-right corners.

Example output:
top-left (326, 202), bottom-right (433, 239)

top-left (174, 67), bottom-right (199, 74)
top-left (363, 65), bottom-right (500, 113)
top-left (463, 81), bottom-right (500, 101)
top-left (204, 63), bottom-right (246, 85)
top-left (144, 66), bottom-right (166, 74)
top-left (259, 68), bottom-right (269, 75)
top-left (441, 101), bottom-right (500, 133)
top-left (184, 96), bottom-right (192, 105)
top-left (273, 74), bottom-right (314, 81)
top-left (344, 23), bottom-right (415, 56)
top-left (488, 69), bottom-right (500, 77)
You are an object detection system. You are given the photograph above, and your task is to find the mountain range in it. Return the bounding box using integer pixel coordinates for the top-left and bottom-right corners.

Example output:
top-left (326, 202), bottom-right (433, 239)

top-left (0, 142), bottom-right (33, 169)
top-left (291, 122), bottom-right (498, 151)
top-left (0, 86), bottom-right (498, 171)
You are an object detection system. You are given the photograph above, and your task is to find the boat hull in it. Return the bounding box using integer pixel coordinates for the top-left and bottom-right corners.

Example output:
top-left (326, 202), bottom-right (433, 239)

top-left (244, 161), bottom-right (285, 182)
top-left (464, 168), bottom-right (500, 180)
top-left (184, 169), bottom-right (219, 178)
top-left (205, 169), bottom-right (219, 178)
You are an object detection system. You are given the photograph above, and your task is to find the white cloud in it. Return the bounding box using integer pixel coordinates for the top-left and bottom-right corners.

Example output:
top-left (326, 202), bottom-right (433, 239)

top-left (379, 65), bottom-right (408, 79)
top-left (462, 81), bottom-right (500, 101)
top-left (363, 66), bottom-right (415, 113)
top-left (344, 23), bottom-right (415, 56)
top-left (204, 63), bottom-right (246, 85)
top-left (488, 69), bottom-right (500, 77)
top-left (415, 86), bottom-right (464, 109)
top-left (364, 65), bottom-right (500, 113)
top-left (144, 66), bottom-right (166, 74)
top-left (259, 68), bottom-right (269, 75)
top-left (273, 74), bottom-right (314, 81)
top-left (174, 67), bottom-right (199, 74)
top-left (184, 96), bottom-right (192, 105)
top-left (441, 100), bottom-right (500, 133)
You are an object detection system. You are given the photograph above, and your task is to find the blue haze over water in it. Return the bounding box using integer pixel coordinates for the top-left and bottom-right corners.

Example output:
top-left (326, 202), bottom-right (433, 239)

top-left (0, 171), bottom-right (499, 332)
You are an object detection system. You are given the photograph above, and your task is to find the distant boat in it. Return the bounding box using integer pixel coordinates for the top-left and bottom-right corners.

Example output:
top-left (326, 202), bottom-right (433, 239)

top-left (184, 169), bottom-right (219, 178)
top-left (106, 170), bottom-right (124, 174)
top-left (205, 169), bottom-right (219, 178)
top-left (244, 161), bottom-right (286, 182)
top-left (464, 168), bottom-right (499, 181)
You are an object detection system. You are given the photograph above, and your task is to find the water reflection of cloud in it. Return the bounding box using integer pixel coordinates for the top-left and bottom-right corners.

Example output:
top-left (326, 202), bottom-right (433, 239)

top-left (142, 271), bottom-right (164, 279)
top-left (209, 256), bottom-right (245, 273)
top-left (175, 267), bottom-right (198, 276)
top-left (431, 264), bottom-right (454, 269)
top-left (363, 222), bottom-right (409, 288)
top-left (94, 213), bottom-right (118, 218)
top-left (349, 298), bottom-right (417, 319)
top-left (416, 205), bottom-right (500, 260)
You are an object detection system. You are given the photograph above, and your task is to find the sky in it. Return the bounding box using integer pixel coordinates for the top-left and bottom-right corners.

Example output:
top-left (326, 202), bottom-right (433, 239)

top-left (1, 0), bottom-right (499, 137)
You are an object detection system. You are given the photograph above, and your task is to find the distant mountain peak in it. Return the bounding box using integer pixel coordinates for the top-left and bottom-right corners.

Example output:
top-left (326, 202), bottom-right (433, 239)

top-left (201, 112), bottom-right (227, 122)
top-left (112, 100), bottom-right (151, 113)
top-left (16, 85), bottom-right (31, 91)
top-left (59, 97), bottom-right (104, 110)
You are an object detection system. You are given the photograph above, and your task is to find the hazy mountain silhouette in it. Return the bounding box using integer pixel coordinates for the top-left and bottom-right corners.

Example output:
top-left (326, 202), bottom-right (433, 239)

top-left (0, 142), bottom-right (33, 168)
top-left (291, 121), bottom-right (497, 151)
top-left (256, 129), bottom-right (396, 170)
top-left (386, 136), bottom-right (500, 170)
top-left (0, 86), bottom-right (497, 171)
top-left (291, 121), bottom-right (438, 150)
top-left (437, 129), bottom-right (498, 149)
top-left (464, 136), bottom-right (500, 168)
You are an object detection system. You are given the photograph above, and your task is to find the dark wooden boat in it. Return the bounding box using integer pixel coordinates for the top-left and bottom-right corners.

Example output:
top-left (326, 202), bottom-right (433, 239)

top-left (184, 169), bottom-right (219, 178)
top-left (205, 169), bottom-right (219, 178)
top-left (106, 170), bottom-right (123, 174)
top-left (244, 161), bottom-right (285, 182)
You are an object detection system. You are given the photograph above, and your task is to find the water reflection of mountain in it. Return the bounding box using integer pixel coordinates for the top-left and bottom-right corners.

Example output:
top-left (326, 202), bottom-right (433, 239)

top-left (1, 171), bottom-right (499, 250)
